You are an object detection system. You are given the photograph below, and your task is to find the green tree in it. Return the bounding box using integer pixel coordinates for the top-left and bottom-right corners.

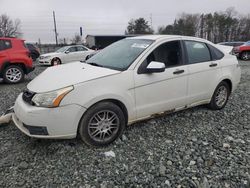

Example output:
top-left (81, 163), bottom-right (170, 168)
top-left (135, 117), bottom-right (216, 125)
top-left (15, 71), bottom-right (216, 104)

top-left (126, 18), bottom-right (154, 34)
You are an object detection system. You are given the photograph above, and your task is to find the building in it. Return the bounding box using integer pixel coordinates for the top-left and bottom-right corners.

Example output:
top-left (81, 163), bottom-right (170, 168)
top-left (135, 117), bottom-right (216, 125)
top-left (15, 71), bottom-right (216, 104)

top-left (85, 35), bottom-right (135, 49)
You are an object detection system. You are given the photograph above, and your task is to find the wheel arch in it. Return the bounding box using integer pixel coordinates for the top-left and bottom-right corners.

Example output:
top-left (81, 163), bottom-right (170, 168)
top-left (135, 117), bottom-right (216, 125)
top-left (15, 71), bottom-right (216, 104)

top-left (80, 98), bottom-right (129, 125)
top-left (0, 61), bottom-right (27, 75)
top-left (221, 78), bottom-right (232, 94)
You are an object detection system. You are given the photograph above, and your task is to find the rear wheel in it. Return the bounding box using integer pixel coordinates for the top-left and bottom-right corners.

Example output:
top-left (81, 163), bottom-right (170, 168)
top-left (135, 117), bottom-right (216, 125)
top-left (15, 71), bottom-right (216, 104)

top-left (51, 57), bottom-right (61, 66)
top-left (2, 65), bottom-right (24, 84)
top-left (240, 51), bottom-right (250, 61)
top-left (78, 102), bottom-right (126, 146)
top-left (208, 81), bottom-right (230, 110)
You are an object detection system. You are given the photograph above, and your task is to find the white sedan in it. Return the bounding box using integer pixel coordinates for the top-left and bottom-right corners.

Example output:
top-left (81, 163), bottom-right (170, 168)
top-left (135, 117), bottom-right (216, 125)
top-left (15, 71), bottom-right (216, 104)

top-left (13, 35), bottom-right (241, 146)
top-left (39, 45), bottom-right (94, 66)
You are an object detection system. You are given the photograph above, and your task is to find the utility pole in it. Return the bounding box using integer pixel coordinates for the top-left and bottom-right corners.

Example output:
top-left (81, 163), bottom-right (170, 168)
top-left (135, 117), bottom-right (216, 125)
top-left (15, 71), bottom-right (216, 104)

top-left (53, 11), bottom-right (58, 45)
top-left (150, 13), bottom-right (153, 29)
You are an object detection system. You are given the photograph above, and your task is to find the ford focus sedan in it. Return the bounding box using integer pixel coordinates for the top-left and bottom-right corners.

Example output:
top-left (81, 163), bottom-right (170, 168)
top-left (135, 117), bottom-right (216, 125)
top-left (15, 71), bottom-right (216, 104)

top-left (13, 35), bottom-right (241, 146)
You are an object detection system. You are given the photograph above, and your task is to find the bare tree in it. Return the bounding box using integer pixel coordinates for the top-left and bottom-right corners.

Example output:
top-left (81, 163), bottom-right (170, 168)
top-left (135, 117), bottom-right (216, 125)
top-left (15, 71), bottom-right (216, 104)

top-left (71, 34), bottom-right (82, 44)
top-left (0, 14), bottom-right (22, 37)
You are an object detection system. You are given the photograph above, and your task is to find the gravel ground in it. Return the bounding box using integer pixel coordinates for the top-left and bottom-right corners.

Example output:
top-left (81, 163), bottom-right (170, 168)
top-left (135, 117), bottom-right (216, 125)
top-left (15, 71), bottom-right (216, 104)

top-left (0, 61), bottom-right (250, 188)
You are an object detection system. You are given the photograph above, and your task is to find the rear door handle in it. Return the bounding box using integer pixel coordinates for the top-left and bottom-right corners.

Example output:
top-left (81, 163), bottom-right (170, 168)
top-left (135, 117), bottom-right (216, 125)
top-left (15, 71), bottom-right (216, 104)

top-left (173, 69), bottom-right (184, 75)
top-left (209, 63), bottom-right (217, 67)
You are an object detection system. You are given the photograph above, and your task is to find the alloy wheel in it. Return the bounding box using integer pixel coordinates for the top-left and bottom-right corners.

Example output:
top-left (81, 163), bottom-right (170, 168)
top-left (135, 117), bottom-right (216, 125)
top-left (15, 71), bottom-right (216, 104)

top-left (88, 110), bottom-right (119, 142)
top-left (5, 68), bottom-right (22, 82)
top-left (215, 85), bottom-right (228, 107)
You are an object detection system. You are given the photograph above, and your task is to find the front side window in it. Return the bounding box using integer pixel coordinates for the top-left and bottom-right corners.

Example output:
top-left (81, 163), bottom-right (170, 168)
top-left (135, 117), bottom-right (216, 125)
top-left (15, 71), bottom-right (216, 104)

top-left (86, 39), bottom-right (154, 71)
top-left (56, 46), bottom-right (69, 53)
top-left (68, 47), bottom-right (77, 52)
top-left (184, 41), bottom-right (211, 64)
top-left (145, 40), bottom-right (182, 67)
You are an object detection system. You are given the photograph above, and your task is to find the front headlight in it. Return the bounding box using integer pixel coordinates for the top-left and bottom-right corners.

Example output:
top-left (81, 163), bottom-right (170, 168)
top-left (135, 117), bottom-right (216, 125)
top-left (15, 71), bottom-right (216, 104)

top-left (31, 86), bottom-right (74, 108)
top-left (40, 55), bottom-right (51, 59)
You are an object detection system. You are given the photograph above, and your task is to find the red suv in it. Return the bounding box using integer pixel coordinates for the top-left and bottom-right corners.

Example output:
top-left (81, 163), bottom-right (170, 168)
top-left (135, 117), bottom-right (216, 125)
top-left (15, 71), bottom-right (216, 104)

top-left (232, 41), bottom-right (250, 61)
top-left (0, 37), bottom-right (34, 83)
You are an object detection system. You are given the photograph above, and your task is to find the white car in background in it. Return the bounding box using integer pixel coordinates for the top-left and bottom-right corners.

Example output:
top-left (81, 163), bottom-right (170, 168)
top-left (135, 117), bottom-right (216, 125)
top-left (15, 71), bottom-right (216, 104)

top-left (39, 45), bottom-right (94, 66)
top-left (13, 35), bottom-right (241, 147)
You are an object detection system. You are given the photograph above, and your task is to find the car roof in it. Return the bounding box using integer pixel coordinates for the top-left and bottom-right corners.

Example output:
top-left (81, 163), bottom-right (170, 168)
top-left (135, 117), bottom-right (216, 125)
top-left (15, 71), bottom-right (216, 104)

top-left (129, 35), bottom-right (210, 43)
top-left (0, 37), bottom-right (24, 41)
top-left (130, 35), bottom-right (180, 41)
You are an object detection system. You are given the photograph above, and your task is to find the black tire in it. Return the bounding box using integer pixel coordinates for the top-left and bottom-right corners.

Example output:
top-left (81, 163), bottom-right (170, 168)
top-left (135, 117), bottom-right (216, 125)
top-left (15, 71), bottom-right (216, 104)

top-left (240, 51), bottom-right (250, 61)
top-left (31, 53), bottom-right (37, 61)
top-left (78, 101), bottom-right (126, 147)
top-left (51, 57), bottom-right (61, 66)
top-left (2, 65), bottom-right (24, 84)
top-left (208, 81), bottom-right (230, 110)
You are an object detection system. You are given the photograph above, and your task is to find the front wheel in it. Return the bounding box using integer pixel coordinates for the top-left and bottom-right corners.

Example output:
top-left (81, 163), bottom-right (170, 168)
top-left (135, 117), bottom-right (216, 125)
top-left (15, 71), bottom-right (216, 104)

top-left (2, 65), bottom-right (24, 84)
top-left (78, 102), bottom-right (126, 146)
top-left (51, 57), bottom-right (61, 66)
top-left (240, 51), bottom-right (250, 61)
top-left (208, 81), bottom-right (230, 110)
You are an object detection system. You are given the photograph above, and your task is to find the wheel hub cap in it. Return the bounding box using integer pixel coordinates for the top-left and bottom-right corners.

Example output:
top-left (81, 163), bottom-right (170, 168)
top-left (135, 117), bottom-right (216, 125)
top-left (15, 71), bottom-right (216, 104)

top-left (88, 110), bottom-right (119, 142)
top-left (215, 86), bottom-right (227, 107)
top-left (6, 68), bottom-right (22, 82)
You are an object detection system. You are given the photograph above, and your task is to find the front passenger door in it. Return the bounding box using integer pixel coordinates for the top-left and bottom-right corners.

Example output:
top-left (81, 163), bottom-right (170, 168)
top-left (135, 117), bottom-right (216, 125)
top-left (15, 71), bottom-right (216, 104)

top-left (64, 47), bottom-right (78, 62)
top-left (134, 40), bottom-right (188, 119)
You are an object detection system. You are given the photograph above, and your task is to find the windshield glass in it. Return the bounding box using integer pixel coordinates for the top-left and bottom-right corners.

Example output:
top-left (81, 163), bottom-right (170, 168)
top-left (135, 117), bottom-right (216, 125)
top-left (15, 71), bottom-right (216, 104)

top-left (56, 46), bottom-right (69, 53)
top-left (85, 39), bottom-right (154, 70)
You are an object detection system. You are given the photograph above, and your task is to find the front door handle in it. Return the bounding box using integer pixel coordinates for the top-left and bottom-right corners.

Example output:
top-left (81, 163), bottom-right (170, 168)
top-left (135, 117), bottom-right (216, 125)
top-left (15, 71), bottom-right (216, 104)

top-left (209, 63), bottom-right (218, 67)
top-left (173, 69), bottom-right (184, 75)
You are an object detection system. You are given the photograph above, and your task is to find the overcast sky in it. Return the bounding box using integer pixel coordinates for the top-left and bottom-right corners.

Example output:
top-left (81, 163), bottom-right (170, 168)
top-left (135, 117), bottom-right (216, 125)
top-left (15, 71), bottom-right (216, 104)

top-left (0, 0), bottom-right (249, 43)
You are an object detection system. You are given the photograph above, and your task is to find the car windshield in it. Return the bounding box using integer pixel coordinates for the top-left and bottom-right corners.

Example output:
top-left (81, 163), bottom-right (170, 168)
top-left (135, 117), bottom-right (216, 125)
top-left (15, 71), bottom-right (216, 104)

top-left (85, 39), bottom-right (154, 71)
top-left (56, 46), bottom-right (69, 53)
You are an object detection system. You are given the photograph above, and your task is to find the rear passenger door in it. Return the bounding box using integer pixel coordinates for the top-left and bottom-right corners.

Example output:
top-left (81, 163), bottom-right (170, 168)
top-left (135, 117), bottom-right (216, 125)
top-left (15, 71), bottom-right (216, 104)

top-left (76, 46), bottom-right (89, 61)
top-left (184, 40), bottom-right (222, 105)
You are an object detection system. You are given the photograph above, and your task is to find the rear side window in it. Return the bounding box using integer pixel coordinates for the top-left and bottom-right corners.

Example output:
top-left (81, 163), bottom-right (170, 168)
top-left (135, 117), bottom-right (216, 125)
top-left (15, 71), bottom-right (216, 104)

top-left (184, 41), bottom-right (211, 64)
top-left (77, 46), bottom-right (87, 51)
top-left (208, 44), bottom-right (224, 60)
top-left (0, 39), bottom-right (12, 51)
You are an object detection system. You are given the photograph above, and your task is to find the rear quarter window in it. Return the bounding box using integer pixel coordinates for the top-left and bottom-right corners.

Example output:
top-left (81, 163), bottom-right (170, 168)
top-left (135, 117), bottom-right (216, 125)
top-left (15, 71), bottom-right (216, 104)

top-left (208, 44), bottom-right (224, 60)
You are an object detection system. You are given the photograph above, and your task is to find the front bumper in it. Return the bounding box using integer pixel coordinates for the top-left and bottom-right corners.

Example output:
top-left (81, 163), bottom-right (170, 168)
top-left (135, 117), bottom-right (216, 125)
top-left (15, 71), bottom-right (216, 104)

top-left (13, 94), bottom-right (86, 139)
top-left (38, 60), bottom-right (51, 65)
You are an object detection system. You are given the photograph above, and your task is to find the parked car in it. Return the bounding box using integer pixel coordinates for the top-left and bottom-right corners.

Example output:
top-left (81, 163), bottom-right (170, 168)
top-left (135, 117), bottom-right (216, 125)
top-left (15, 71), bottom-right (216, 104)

top-left (25, 43), bottom-right (40, 61)
top-left (85, 50), bottom-right (100, 60)
top-left (13, 35), bottom-right (241, 146)
top-left (0, 37), bottom-right (34, 84)
top-left (218, 41), bottom-right (245, 47)
top-left (232, 41), bottom-right (250, 60)
top-left (38, 45), bottom-right (94, 66)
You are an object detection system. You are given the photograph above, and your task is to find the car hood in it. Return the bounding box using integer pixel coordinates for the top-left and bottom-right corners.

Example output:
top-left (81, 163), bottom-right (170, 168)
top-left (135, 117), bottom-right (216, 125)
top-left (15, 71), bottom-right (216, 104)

top-left (27, 62), bottom-right (121, 93)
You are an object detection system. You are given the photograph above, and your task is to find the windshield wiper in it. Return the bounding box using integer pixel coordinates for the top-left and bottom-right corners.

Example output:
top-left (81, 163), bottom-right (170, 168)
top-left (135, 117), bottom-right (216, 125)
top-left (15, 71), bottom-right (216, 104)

top-left (87, 62), bottom-right (103, 67)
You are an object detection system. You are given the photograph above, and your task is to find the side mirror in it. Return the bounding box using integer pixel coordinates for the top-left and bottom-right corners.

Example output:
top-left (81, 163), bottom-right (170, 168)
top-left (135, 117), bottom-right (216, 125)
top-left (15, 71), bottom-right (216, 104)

top-left (146, 61), bottom-right (165, 73)
top-left (65, 50), bottom-right (70, 54)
